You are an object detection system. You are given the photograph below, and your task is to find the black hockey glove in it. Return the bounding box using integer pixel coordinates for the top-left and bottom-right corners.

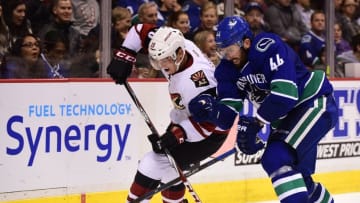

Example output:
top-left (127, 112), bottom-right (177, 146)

top-left (147, 124), bottom-right (186, 154)
top-left (107, 46), bottom-right (136, 84)
top-left (236, 116), bottom-right (265, 155)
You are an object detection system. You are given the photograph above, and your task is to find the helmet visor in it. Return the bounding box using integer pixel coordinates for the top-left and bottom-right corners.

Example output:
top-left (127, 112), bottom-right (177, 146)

top-left (149, 56), bottom-right (173, 70)
top-left (216, 44), bottom-right (241, 59)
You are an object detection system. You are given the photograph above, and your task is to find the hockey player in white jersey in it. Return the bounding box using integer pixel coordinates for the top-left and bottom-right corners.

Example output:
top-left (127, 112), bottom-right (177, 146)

top-left (107, 25), bottom-right (229, 202)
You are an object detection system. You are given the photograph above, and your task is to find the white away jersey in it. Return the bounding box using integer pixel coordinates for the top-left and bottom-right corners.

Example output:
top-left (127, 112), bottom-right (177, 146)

top-left (167, 40), bottom-right (224, 142)
top-left (123, 24), bottom-right (228, 142)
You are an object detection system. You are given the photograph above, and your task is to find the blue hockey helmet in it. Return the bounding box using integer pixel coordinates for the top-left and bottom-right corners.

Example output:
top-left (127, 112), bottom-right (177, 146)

top-left (215, 16), bottom-right (253, 48)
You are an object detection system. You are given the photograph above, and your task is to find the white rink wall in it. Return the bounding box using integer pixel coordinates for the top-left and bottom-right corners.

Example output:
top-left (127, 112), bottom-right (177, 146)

top-left (0, 79), bottom-right (360, 202)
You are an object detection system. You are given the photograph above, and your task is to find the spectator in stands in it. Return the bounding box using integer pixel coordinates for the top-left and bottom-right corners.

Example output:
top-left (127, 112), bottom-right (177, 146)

top-left (311, 46), bottom-right (328, 74)
top-left (0, 33), bottom-right (48, 78)
top-left (299, 10), bottom-right (326, 69)
top-left (69, 46), bottom-right (99, 77)
top-left (69, 24), bottom-right (99, 78)
top-left (338, 0), bottom-right (360, 43)
top-left (0, 0), bottom-right (10, 59)
top-left (217, 0), bottom-right (244, 20)
top-left (264, 0), bottom-right (308, 50)
top-left (294, 0), bottom-right (314, 30)
top-left (41, 30), bottom-right (70, 78)
top-left (25, 0), bottom-right (52, 35)
top-left (132, 2), bottom-right (163, 26)
top-left (111, 6), bottom-right (132, 49)
top-left (334, 22), bottom-right (352, 56)
top-left (239, 0), bottom-right (269, 11)
top-left (193, 30), bottom-right (220, 66)
top-left (2, 0), bottom-right (33, 51)
top-left (191, 1), bottom-right (218, 39)
top-left (244, 1), bottom-right (270, 36)
top-left (335, 0), bottom-right (344, 23)
top-left (182, 0), bottom-right (209, 33)
top-left (166, 10), bottom-right (191, 38)
top-left (311, 46), bottom-right (346, 78)
top-left (337, 33), bottom-right (360, 64)
top-left (38, 0), bottom-right (81, 57)
top-left (114, 0), bottom-right (145, 16)
top-left (158, 0), bottom-right (181, 25)
top-left (71, 0), bottom-right (100, 37)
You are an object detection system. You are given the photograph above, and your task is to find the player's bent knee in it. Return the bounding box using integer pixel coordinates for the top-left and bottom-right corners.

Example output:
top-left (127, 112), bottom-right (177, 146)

top-left (261, 141), bottom-right (297, 176)
top-left (161, 183), bottom-right (186, 202)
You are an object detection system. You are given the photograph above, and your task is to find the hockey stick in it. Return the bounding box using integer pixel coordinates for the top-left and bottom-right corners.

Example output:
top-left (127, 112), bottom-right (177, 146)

top-left (131, 148), bottom-right (237, 203)
top-left (123, 81), bottom-right (202, 203)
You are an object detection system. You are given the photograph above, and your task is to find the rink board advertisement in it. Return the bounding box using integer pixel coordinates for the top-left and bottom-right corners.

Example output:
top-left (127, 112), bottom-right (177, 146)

top-left (0, 79), bottom-right (360, 202)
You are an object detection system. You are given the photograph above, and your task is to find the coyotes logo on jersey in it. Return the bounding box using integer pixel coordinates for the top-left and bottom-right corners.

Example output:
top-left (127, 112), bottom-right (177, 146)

top-left (170, 93), bottom-right (185, 110)
top-left (190, 70), bottom-right (209, 87)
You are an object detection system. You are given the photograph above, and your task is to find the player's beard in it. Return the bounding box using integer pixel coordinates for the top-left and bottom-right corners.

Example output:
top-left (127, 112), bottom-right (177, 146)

top-left (234, 47), bottom-right (248, 69)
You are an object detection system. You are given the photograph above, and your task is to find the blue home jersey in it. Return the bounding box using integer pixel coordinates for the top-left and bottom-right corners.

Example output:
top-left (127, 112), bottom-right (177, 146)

top-left (299, 31), bottom-right (325, 67)
top-left (182, 0), bottom-right (201, 33)
top-left (115, 0), bottom-right (145, 15)
top-left (215, 32), bottom-right (334, 124)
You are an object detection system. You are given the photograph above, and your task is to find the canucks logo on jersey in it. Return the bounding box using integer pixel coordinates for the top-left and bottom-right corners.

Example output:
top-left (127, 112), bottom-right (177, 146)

top-left (236, 76), bottom-right (269, 104)
top-left (248, 84), bottom-right (270, 103)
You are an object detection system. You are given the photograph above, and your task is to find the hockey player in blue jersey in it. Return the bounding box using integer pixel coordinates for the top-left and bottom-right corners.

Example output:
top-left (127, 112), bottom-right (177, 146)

top-left (188, 16), bottom-right (339, 203)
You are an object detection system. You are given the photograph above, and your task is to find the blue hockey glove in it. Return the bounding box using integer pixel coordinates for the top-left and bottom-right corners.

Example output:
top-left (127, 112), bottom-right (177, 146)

top-left (107, 46), bottom-right (136, 84)
top-left (236, 116), bottom-right (265, 155)
top-left (188, 94), bottom-right (217, 123)
top-left (147, 124), bottom-right (186, 154)
top-left (189, 94), bottom-right (239, 129)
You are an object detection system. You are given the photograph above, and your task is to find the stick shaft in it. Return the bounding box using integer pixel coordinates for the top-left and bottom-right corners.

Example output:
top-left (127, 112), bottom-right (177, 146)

top-left (124, 82), bottom-right (202, 202)
top-left (131, 148), bottom-right (236, 203)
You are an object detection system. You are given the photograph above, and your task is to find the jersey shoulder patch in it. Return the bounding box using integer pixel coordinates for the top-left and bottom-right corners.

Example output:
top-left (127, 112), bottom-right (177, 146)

top-left (255, 37), bottom-right (276, 52)
top-left (301, 34), bottom-right (312, 43)
top-left (190, 70), bottom-right (210, 87)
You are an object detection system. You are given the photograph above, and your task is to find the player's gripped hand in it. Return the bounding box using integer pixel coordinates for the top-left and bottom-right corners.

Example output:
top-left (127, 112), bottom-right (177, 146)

top-left (236, 116), bottom-right (265, 155)
top-left (189, 94), bottom-right (217, 123)
top-left (147, 124), bottom-right (187, 153)
top-left (107, 46), bottom-right (136, 85)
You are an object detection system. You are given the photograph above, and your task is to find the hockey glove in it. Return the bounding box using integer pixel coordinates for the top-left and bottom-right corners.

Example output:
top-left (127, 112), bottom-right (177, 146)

top-left (188, 94), bottom-right (217, 123)
top-left (106, 46), bottom-right (136, 84)
top-left (147, 124), bottom-right (187, 154)
top-left (189, 94), bottom-right (238, 129)
top-left (236, 116), bottom-right (265, 155)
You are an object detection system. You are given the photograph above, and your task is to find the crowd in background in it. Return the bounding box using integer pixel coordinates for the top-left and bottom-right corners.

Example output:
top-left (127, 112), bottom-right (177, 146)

top-left (0, 0), bottom-right (359, 79)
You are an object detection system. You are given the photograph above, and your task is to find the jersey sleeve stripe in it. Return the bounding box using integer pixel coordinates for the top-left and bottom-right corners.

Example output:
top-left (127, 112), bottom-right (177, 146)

top-left (219, 98), bottom-right (244, 112)
top-left (297, 70), bottom-right (325, 106)
top-left (270, 79), bottom-right (299, 100)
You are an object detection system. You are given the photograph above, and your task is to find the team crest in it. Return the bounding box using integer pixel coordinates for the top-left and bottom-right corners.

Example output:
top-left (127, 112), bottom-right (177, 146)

top-left (190, 70), bottom-right (209, 87)
top-left (229, 18), bottom-right (238, 29)
top-left (170, 93), bottom-right (185, 110)
top-left (256, 38), bottom-right (275, 52)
